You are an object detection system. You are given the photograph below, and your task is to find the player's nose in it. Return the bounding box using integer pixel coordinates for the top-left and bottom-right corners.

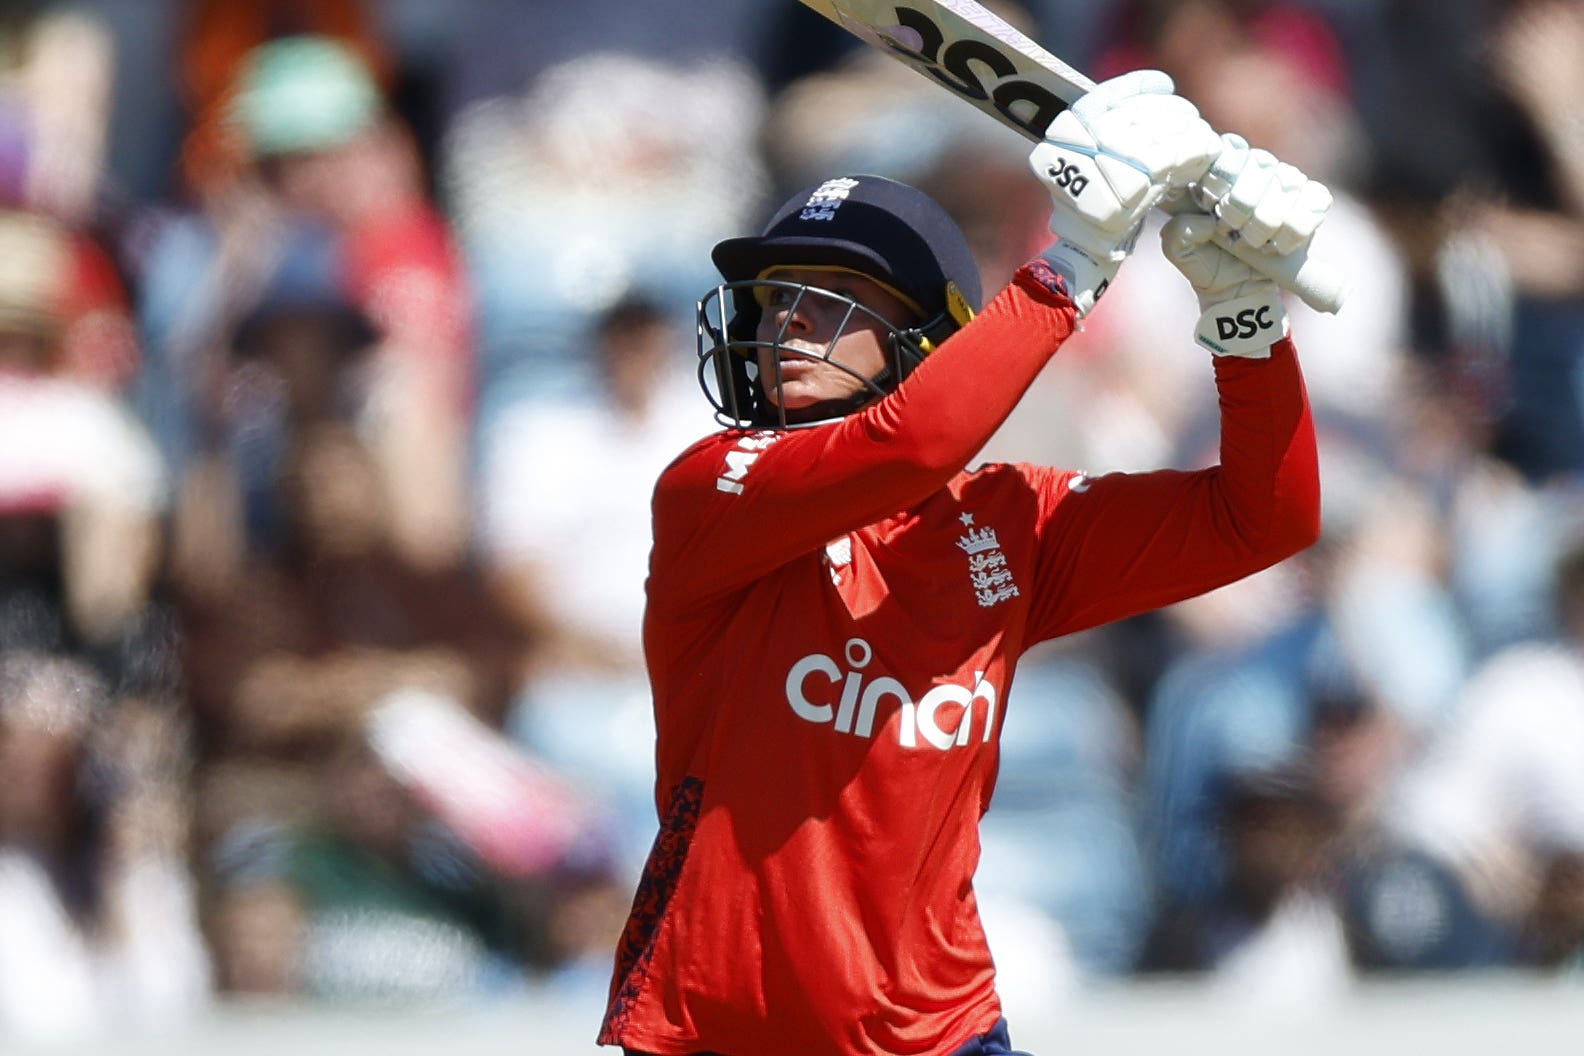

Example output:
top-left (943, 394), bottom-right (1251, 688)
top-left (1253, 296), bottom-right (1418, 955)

top-left (765, 299), bottom-right (818, 342)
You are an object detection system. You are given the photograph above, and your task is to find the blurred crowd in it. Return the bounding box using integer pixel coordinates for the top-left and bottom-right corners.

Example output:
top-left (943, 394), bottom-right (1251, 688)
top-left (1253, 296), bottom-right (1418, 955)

top-left (1, 0), bottom-right (1583, 1044)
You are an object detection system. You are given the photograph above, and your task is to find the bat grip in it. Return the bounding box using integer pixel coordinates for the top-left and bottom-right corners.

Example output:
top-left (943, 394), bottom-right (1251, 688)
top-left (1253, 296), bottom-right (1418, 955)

top-left (1213, 231), bottom-right (1349, 315)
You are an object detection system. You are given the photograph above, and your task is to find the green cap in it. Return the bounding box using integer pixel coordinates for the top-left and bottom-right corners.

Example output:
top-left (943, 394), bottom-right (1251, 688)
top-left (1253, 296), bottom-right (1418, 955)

top-left (228, 35), bottom-right (381, 157)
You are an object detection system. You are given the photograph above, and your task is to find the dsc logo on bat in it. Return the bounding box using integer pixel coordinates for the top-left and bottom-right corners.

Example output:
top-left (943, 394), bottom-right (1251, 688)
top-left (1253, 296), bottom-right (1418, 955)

top-left (870, 4), bottom-right (1068, 139)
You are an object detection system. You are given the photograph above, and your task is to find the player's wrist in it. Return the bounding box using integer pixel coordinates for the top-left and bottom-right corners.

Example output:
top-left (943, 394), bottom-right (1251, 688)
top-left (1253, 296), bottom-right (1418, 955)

top-left (1039, 233), bottom-right (1128, 317)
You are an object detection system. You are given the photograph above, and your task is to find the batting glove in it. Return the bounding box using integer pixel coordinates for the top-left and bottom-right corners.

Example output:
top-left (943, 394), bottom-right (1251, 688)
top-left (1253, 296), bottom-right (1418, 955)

top-left (1195, 133), bottom-right (1333, 256)
top-left (1161, 212), bottom-right (1289, 358)
top-left (1030, 69), bottom-right (1222, 315)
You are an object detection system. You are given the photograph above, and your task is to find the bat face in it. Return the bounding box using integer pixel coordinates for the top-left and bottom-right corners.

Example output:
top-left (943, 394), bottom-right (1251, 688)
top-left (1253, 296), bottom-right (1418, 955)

top-left (797, 0), bottom-right (1349, 314)
top-left (800, 0), bottom-right (1083, 141)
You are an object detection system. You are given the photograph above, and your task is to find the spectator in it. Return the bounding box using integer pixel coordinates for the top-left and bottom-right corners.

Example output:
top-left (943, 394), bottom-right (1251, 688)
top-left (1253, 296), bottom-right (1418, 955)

top-left (0, 208), bottom-right (165, 651)
top-left (0, 7), bottom-right (144, 393)
top-left (1364, 516), bottom-right (1584, 970)
top-left (203, 724), bottom-right (527, 1002)
top-left (1521, 849), bottom-right (1584, 972)
top-left (1338, 0), bottom-right (1584, 483)
top-left (139, 29), bottom-right (476, 573)
top-left (477, 295), bottom-right (712, 880)
top-left (479, 296), bottom-right (711, 676)
top-left (0, 653), bottom-right (210, 1042)
top-left (439, 49), bottom-right (768, 404)
top-left (1477, 0), bottom-right (1584, 481)
top-left (1144, 762), bottom-right (1351, 1002)
top-left (161, 245), bottom-right (539, 1000)
top-left (174, 407), bottom-right (530, 763)
top-left (171, 0), bottom-right (391, 203)
top-left (1140, 413), bottom-right (1468, 974)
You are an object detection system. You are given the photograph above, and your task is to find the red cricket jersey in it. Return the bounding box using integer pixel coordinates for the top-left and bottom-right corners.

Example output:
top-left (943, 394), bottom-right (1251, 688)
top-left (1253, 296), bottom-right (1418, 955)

top-left (600, 263), bottom-right (1320, 1056)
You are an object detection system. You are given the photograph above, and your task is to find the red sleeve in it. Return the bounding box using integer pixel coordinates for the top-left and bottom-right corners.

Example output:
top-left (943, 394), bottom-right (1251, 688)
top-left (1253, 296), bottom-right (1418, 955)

top-left (344, 204), bottom-right (475, 413)
top-left (1024, 336), bottom-right (1321, 640)
top-left (648, 263), bottom-right (1079, 609)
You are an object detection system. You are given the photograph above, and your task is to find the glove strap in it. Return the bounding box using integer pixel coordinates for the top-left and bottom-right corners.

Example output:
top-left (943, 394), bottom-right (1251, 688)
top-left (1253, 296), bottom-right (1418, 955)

top-left (1040, 223), bottom-right (1138, 317)
top-left (1194, 288), bottom-right (1289, 358)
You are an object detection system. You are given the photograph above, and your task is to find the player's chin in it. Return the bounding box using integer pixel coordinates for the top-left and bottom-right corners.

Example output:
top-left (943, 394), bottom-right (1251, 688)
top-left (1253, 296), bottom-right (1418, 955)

top-left (765, 385), bottom-right (815, 411)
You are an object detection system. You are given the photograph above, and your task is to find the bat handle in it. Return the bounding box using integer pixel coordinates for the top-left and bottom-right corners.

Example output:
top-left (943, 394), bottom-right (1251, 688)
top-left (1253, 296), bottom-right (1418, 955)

top-left (1213, 231), bottom-right (1349, 316)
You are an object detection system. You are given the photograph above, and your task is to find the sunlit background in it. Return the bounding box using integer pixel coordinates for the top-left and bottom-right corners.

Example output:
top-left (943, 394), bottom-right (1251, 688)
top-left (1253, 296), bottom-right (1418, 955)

top-left (1, 0), bottom-right (1582, 1053)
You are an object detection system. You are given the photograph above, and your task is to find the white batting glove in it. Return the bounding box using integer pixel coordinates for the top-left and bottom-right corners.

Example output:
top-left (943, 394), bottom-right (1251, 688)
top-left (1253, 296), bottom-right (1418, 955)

top-left (1161, 212), bottom-right (1289, 358)
top-left (1195, 133), bottom-right (1333, 256)
top-left (1030, 69), bottom-right (1222, 315)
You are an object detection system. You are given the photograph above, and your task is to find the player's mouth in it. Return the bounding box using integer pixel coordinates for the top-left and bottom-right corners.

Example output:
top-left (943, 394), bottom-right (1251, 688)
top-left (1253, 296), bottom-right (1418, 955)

top-left (773, 353), bottom-right (822, 376)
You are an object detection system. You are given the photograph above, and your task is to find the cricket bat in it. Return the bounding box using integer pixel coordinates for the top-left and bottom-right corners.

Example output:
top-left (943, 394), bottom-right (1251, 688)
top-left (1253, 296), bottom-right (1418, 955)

top-left (797, 0), bottom-right (1349, 314)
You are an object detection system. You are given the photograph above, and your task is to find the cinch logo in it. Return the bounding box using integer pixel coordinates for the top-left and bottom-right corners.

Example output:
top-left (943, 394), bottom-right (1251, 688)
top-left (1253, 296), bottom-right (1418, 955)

top-left (871, 5), bottom-right (1069, 139)
top-left (784, 637), bottom-right (999, 750)
top-left (1216, 305), bottom-right (1276, 341)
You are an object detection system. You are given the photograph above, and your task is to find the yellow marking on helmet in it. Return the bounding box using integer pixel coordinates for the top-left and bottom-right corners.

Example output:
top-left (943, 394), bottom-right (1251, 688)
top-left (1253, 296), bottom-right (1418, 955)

top-left (918, 282), bottom-right (977, 354)
top-left (945, 281), bottom-right (976, 328)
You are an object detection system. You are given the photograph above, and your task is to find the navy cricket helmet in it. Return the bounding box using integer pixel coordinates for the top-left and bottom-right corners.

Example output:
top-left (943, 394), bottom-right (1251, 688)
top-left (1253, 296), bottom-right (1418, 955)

top-left (697, 174), bottom-right (982, 428)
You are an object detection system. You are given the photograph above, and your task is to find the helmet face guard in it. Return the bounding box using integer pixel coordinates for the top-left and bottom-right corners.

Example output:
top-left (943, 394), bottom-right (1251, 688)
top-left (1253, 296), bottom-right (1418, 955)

top-left (697, 277), bottom-right (934, 429)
